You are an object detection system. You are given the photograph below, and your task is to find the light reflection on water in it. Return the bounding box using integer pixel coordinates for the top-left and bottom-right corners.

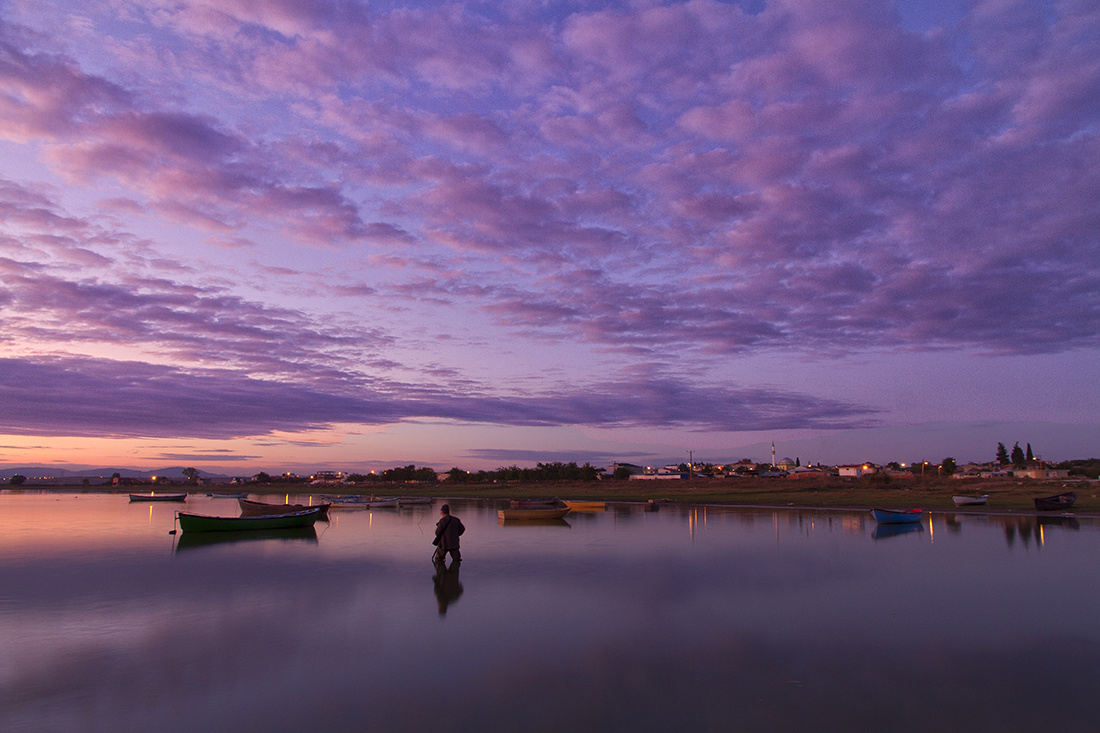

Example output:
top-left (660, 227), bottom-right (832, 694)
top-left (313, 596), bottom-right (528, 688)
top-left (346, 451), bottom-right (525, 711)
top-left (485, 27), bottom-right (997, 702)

top-left (2, 492), bottom-right (1100, 732)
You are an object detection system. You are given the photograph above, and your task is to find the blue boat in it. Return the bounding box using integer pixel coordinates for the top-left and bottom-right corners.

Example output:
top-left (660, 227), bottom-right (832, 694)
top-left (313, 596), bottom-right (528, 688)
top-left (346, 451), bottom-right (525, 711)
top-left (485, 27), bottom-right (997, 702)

top-left (870, 507), bottom-right (923, 524)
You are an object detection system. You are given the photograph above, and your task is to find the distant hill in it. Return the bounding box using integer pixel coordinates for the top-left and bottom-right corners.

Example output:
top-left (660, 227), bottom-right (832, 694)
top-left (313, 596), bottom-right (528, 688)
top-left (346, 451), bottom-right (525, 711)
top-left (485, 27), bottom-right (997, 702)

top-left (0, 466), bottom-right (231, 480)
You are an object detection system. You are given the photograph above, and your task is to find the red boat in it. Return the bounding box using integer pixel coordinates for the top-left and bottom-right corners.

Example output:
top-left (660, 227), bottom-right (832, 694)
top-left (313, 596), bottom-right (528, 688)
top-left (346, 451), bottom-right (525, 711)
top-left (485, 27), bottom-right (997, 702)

top-left (239, 497), bottom-right (330, 519)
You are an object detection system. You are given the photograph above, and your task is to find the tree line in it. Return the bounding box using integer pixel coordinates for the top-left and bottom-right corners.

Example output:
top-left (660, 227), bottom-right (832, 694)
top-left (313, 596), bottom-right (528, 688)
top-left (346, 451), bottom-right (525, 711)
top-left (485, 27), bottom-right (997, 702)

top-left (445, 461), bottom-right (601, 483)
top-left (995, 441), bottom-right (1037, 466)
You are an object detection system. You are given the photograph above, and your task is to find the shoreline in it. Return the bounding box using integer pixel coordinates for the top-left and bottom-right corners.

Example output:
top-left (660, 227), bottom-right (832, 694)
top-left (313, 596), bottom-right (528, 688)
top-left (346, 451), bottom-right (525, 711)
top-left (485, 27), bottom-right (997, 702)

top-left (8, 475), bottom-right (1098, 516)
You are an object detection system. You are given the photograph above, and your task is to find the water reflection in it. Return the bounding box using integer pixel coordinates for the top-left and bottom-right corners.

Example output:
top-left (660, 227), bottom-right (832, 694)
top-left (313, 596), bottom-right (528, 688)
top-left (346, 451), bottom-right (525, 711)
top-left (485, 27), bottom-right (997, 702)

top-left (174, 526), bottom-right (319, 552)
top-left (496, 518), bottom-right (571, 528)
top-left (1039, 515), bottom-right (1081, 531)
top-left (871, 522), bottom-right (924, 540)
top-left (431, 560), bottom-right (463, 616)
top-left (5, 493), bottom-right (1100, 733)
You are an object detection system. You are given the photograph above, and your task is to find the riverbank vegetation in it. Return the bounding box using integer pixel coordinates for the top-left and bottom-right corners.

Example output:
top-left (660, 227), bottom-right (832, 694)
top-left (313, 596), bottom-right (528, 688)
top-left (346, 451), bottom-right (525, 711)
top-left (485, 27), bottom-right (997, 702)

top-left (246, 474), bottom-right (1097, 513)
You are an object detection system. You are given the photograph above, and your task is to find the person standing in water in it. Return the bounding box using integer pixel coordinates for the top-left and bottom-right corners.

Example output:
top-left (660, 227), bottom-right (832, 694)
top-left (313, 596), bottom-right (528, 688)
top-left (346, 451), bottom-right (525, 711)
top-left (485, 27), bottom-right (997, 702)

top-left (433, 504), bottom-right (464, 565)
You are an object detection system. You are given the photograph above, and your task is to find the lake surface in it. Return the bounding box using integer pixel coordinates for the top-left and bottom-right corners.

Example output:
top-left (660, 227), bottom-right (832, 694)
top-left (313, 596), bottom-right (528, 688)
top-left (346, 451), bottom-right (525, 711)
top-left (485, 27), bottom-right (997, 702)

top-left (2, 491), bottom-right (1098, 732)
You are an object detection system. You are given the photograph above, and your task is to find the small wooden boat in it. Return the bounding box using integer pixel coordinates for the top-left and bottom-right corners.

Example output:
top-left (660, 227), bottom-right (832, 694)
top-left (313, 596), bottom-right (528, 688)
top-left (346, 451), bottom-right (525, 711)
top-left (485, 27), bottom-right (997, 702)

top-left (207, 491), bottom-right (248, 498)
top-left (869, 507), bottom-right (923, 524)
top-left (952, 495), bottom-right (989, 507)
top-left (238, 497), bottom-right (330, 519)
top-left (563, 500), bottom-right (606, 511)
top-left (509, 498), bottom-right (561, 508)
top-left (1034, 491), bottom-right (1076, 511)
top-left (396, 496), bottom-right (433, 505)
top-left (129, 492), bottom-right (187, 502)
top-left (177, 506), bottom-right (324, 532)
top-left (325, 496), bottom-right (400, 508)
top-left (497, 507), bottom-right (571, 520)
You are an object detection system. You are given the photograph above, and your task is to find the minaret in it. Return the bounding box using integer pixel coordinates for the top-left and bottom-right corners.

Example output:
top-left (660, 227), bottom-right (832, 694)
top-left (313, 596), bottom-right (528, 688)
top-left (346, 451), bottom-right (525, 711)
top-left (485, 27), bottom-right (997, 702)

top-left (771, 441), bottom-right (776, 468)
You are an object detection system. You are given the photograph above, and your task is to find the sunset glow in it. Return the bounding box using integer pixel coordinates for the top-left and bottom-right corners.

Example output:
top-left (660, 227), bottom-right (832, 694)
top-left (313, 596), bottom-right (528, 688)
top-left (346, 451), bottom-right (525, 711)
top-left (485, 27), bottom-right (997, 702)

top-left (1, 0), bottom-right (1097, 473)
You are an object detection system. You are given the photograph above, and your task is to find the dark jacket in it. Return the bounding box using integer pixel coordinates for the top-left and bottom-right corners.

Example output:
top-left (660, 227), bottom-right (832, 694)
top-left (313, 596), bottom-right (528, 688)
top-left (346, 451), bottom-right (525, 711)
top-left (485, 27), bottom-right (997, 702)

top-left (434, 514), bottom-right (465, 549)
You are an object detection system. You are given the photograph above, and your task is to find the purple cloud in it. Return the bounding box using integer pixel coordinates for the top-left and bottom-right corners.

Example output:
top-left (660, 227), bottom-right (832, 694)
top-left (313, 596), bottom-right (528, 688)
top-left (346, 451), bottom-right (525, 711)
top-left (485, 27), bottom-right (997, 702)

top-left (1, 0), bottom-right (1097, 454)
top-left (0, 355), bottom-right (875, 439)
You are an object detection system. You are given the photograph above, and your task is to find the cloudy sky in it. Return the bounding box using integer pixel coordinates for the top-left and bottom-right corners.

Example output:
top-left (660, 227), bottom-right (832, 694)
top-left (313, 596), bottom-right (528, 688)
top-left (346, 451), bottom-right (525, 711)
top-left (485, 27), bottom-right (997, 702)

top-left (1, 0), bottom-right (1097, 473)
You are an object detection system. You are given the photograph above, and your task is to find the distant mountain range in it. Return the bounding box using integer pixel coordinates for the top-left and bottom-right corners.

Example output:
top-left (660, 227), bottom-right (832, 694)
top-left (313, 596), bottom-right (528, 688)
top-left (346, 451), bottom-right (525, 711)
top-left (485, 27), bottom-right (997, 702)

top-left (0, 466), bottom-right (232, 480)
top-left (3, 421), bottom-right (1096, 480)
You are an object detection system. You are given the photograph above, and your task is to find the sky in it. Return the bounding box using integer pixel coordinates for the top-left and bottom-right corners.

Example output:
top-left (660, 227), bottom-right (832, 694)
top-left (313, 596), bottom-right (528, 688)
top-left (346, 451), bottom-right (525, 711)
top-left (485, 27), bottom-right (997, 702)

top-left (1, 0), bottom-right (1098, 474)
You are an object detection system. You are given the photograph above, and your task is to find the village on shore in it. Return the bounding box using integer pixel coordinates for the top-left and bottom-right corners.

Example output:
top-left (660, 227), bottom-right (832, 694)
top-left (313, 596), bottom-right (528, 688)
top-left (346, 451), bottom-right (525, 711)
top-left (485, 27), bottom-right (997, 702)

top-left (4, 436), bottom-right (1100, 488)
top-left (4, 441), bottom-right (1097, 509)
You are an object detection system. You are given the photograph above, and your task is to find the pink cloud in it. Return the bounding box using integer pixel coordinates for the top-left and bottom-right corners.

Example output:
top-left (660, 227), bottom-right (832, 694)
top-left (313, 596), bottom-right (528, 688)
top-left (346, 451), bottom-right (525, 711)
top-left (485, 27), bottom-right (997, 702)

top-left (1, 0), bottom-right (1097, 449)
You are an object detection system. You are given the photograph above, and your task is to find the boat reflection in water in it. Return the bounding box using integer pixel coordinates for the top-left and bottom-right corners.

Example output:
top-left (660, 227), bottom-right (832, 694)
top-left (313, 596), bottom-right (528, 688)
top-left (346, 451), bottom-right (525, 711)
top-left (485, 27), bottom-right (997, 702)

top-left (1037, 514), bottom-right (1081, 531)
top-left (7, 493), bottom-right (1100, 733)
top-left (871, 521), bottom-right (925, 540)
top-left (174, 526), bottom-right (319, 552)
top-left (496, 517), bottom-right (571, 528)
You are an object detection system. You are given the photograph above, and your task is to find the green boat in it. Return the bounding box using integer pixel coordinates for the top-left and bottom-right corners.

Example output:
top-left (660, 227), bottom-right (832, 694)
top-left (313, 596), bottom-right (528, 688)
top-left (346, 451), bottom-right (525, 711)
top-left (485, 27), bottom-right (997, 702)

top-left (177, 506), bottom-right (324, 533)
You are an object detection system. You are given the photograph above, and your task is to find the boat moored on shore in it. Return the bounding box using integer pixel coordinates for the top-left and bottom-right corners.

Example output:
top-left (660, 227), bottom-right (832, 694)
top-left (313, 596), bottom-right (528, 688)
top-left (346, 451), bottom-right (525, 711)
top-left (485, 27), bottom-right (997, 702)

top-left (952, 495), bottom-right (989, 507)
top-left (1034, 491), bottom-right (1076, 511)
top-left (177, 506), bottom-right (325, 532)
top-left (563, 500), bottom-right (606, 511)
top-left (324, 496), bottom-right (400, 508)
top-left (869, 507), bottom-right (923, 524)
top-left (508, 498), bottom-right (561, 508)
top-left (238, 497), bottom-right (330, 519)
top-left (498, 506), bottom-right (571, 520)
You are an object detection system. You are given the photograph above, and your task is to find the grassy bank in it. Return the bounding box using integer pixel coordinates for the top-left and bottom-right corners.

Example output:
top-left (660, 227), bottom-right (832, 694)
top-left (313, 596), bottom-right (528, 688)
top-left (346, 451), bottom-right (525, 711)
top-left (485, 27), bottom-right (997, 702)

top-left (14, 475), bottom-right (1096, 513)
top-left (243, 475), bottom-right (1099, 513)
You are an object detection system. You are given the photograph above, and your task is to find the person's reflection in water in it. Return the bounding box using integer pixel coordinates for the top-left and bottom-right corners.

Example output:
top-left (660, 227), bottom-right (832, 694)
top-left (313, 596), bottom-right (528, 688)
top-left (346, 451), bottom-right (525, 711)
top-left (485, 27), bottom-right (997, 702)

top-left (432, 560), bottom-right (463, 616)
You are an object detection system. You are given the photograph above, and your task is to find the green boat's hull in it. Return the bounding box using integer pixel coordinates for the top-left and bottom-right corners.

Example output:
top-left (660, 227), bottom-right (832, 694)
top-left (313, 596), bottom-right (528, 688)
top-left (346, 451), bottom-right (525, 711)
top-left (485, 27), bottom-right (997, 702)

top-left (178, 507), bottom-right (323, 532)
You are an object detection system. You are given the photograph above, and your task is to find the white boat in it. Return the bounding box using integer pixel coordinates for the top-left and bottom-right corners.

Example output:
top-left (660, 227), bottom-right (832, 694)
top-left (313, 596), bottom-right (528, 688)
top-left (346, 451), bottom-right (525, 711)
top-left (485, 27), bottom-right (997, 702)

top-left (952, 494), bottom-right (989, 507)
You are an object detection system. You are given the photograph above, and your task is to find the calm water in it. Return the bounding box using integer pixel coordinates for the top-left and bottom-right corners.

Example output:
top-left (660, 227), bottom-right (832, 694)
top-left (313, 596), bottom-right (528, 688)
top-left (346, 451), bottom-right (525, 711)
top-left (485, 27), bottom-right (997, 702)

top-left (2, 491), bottom-right (1099, 732)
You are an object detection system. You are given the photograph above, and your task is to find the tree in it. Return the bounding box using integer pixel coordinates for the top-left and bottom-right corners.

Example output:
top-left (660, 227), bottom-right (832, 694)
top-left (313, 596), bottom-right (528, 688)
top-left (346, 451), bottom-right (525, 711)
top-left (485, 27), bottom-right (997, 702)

top-left (996, 442), bottom-right (1009, 465)
top-left (1010, 442), bottom-right (1026, 466)
top-left (579, 463), bottom-right (600, 481)
top-left (941, 457), bottom-right (957, 476)
top-left (1026, 443), bottom-right (1034, 462)
top-left (9, 474), bottom-right (26, 485)
top-left (613, 465), bottom-right (633, 480)
top-left (182, 467), bottom-right (200, 483)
